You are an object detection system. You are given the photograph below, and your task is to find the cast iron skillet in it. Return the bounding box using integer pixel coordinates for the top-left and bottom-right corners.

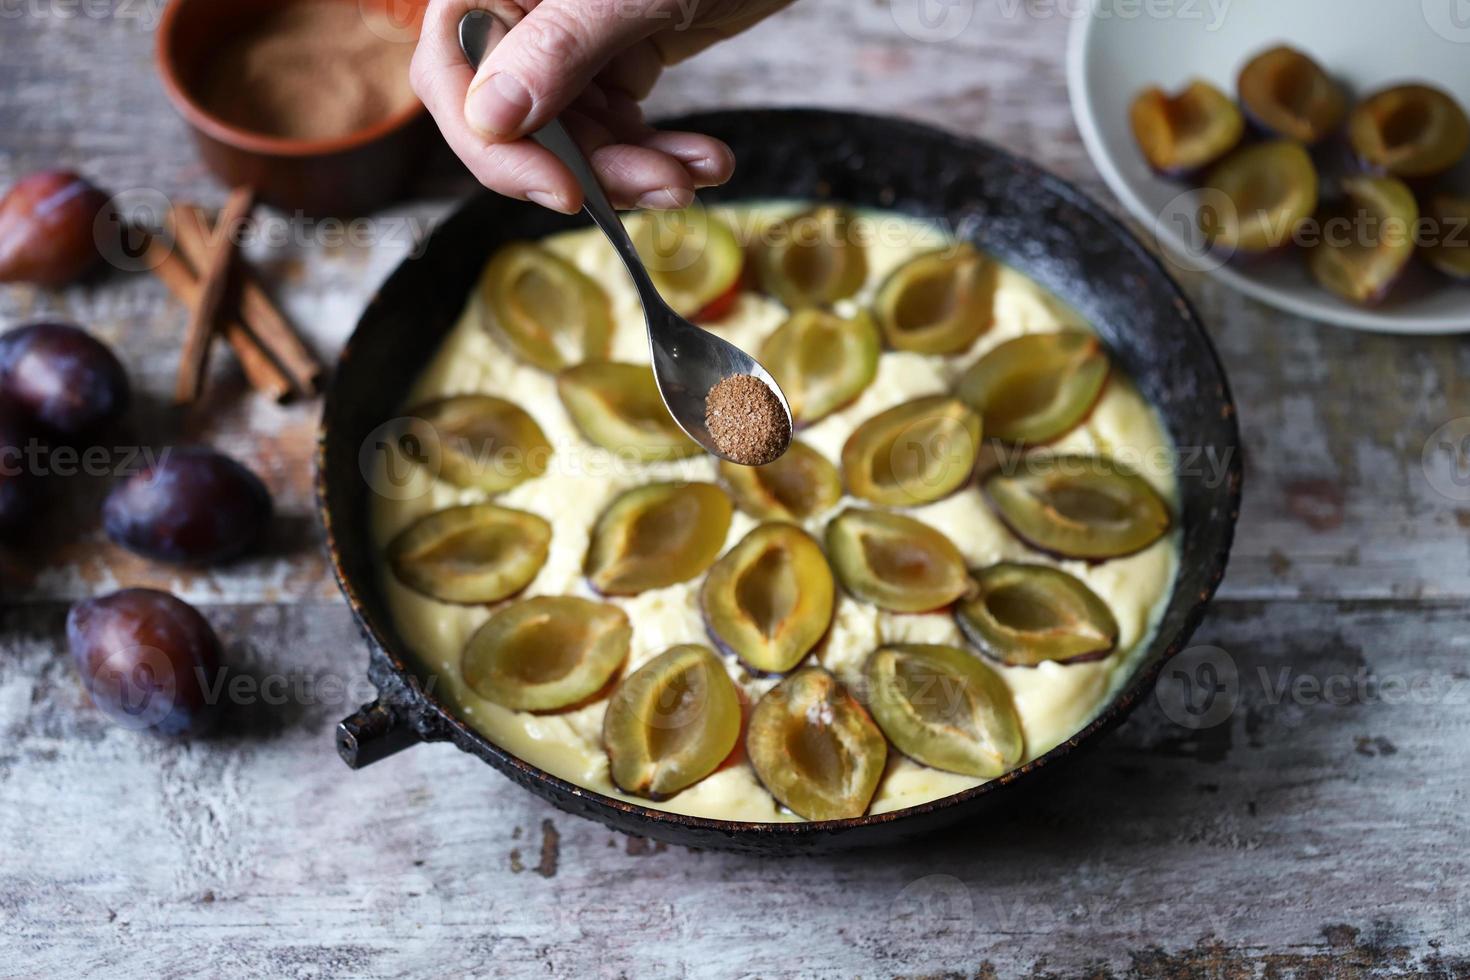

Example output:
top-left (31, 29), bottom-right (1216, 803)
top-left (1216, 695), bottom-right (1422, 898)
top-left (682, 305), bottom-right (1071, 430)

top-left (319, 108), bottom-right (1242, 854)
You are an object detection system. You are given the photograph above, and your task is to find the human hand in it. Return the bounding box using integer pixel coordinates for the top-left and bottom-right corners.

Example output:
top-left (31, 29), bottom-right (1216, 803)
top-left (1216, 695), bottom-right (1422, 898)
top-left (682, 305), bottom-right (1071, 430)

top-left (410, 0), bottom-right (795, 213)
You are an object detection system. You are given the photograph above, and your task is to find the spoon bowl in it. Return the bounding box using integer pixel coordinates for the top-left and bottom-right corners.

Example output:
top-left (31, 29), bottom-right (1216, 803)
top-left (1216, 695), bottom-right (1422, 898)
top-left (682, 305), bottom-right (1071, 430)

top-left (458, 9), bottom-right (792, 463)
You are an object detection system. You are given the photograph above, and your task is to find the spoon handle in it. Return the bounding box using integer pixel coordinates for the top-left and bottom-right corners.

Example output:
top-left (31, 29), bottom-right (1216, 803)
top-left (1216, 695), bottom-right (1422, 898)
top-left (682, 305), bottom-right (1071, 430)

top-left (458, 10), bottom-right (659, 298)
top-left (529, 122), bottom-right (660, 296)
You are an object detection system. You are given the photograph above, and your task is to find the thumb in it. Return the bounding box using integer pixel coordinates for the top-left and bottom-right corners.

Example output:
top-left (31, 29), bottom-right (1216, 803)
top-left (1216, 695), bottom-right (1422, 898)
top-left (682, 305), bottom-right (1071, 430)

top-left (464, 0), bottom-right (662, 141)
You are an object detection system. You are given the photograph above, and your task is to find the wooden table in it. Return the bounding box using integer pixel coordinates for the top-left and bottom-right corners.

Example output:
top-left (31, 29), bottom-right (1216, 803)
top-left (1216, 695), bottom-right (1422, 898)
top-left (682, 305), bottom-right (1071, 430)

top-left (3, 3), bottom-right (1468, 976)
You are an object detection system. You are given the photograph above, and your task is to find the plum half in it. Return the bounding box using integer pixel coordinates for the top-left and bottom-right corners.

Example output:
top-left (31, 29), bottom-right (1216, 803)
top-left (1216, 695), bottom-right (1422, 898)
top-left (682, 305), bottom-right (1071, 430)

top-left (558, 362), bottom-right (700, 461)
top-left (756, 205), bottom-right (868, 309)
top-left (461, 596), bottom-right (631, 712)
top-left (1306, 175), bottom-right (1419, 306)
top-left (630, 207), bottom-right (744, 318)
top-left (701, 523), bottom-right (835, 674)
top-left (603, 644), bottom-right (742, 799)
top-left (387, 503), bottom-right (551, 605)
top-left (872, 245), bottom-right (996, 354)
top-left (864, 643), bottom-right (1023, 778)
top-left (585, 482), bottom-right (733, 595)
top-left (955, 331), bottom-right (1110, 445)
top-left (1349, 84), bottom-right (1470, 179)
top-left (719, 440), bottom-right (842, 522)
top-left (1236, 45), bottom-right (1346, 145)
top-left (746, 667), bottom-right (887, 820)
top-left (479, 242), bottom-right (612, 372)
top-left (407, 394), bottom-right (551, 494)
top-left (825, 508), bottom-right (971, 613)
top-left (1421, 195), bottom-right (1470, 282)
top-left (954, 562), bottom-right (1119, 667)
top-left (759, 308), bottom-right (880, 425)
top-left (982, 454), bottom-right (1171, 561)
top-left (841, 396), bottom-right (981, 507)
top-left (1129, 80), bottom-right (1244, 177)
top-left (1199, 141), bottom-right (1318, 254)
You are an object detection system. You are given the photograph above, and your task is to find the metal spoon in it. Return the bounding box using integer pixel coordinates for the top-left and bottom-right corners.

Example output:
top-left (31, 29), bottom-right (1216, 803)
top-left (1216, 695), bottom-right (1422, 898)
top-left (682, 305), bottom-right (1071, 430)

top-left (458, 9), bottom-right (791, 463)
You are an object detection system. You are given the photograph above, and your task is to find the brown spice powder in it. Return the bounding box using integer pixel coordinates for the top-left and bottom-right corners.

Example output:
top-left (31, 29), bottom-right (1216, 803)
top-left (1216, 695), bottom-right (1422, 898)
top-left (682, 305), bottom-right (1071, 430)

top-left (706, 374), bottom-right (790, 466)
top-left (197, 2), bottom-right (418, 141)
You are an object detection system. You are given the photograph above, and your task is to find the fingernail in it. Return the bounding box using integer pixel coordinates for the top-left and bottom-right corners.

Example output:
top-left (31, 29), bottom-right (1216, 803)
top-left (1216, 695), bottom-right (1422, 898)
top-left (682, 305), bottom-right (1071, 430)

top-left (527, 190), bottom-right (571, 213)
top-left (636, 187), bottom-right (693, 210)
top-left (466, 72), bottom-right (532, 139)
top-left (683, 157), bottom-right (722, 181)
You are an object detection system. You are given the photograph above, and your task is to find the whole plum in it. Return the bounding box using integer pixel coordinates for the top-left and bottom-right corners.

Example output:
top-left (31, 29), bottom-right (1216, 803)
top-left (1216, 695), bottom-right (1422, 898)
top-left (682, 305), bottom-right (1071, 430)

top-left (66, 588), bottom-right (221, 736)
top-left (104, 447), bottom-right (272, 564)
top-left (0, 322), bottom-right (130, 436)
top-left (0, 171), bottom-right (111, 286)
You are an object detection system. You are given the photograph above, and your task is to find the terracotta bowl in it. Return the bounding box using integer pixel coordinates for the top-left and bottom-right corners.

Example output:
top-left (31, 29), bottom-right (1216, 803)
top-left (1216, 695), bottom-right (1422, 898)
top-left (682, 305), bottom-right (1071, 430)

top-left (155, 0), bottom-right (431, 217)
top-left (319, 109), bottom-right (1243, 853)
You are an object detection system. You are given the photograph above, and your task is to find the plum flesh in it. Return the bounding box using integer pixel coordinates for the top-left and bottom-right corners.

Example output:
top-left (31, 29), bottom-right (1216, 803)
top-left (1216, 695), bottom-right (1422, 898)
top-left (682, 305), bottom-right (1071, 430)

top-left (1237, 45), bottom-right (1346, 145)
top-left (1129, 80), bottom-right (1243, 177)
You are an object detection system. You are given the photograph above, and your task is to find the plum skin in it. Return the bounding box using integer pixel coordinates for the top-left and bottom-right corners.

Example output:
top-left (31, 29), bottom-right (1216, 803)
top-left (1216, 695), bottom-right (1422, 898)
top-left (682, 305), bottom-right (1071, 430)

top-left (0, 171), bottom-right (111, 286)
top-left (66, 588), bottom-right (222, 736)
top-left (103, 447), bottom-right (272, 564)
top-left (0, 322), bottom-right (130, 437)
top-left (0, 401), bottom-right (40, 538)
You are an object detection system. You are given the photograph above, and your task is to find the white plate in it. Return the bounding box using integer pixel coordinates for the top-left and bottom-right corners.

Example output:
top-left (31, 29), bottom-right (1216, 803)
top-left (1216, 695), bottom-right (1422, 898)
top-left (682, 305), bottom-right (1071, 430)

top-left (1067, 0), bottom-right (1470, 333)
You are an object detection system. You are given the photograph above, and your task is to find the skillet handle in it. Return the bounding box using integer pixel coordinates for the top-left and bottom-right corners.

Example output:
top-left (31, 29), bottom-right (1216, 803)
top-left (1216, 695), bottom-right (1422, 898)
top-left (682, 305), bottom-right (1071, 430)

top-left (337, 699), bottom-right (421, 769)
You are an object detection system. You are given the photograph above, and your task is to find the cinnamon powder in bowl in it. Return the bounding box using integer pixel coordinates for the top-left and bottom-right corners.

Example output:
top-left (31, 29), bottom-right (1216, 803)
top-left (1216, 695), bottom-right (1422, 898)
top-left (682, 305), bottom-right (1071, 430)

top-left (156, 0), bottom-right (431, 216)
top-left (196, 3), bottom-right (417, 142)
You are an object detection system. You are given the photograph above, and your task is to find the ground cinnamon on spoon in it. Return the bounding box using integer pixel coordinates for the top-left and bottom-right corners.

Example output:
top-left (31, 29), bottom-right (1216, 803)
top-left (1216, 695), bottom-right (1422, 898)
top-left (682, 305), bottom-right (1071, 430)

top-left (706, 374), bottom-right (790, 466)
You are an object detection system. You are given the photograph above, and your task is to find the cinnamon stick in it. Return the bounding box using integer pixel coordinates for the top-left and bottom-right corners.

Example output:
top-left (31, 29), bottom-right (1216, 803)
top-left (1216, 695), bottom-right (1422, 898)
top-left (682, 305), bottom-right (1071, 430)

top-left (169, 204), bottom-right (322, 394)
top-left (145, 236), bottom-right (293, 402)
top-left (175, 187), bottom-right (255, 403)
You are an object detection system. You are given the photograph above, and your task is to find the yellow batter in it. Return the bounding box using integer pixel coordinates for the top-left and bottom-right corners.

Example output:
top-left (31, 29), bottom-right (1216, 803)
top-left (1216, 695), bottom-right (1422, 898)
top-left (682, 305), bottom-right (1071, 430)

top-left (369, 204), bottom-right (1180, 821)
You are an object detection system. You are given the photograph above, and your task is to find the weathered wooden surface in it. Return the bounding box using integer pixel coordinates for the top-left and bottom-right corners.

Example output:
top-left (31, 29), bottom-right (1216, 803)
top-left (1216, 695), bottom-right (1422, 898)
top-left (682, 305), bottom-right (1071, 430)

top-left (6, 600), bottom-right (1469, 976)
top-left (2, 1), bottom-right (1469, 976)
